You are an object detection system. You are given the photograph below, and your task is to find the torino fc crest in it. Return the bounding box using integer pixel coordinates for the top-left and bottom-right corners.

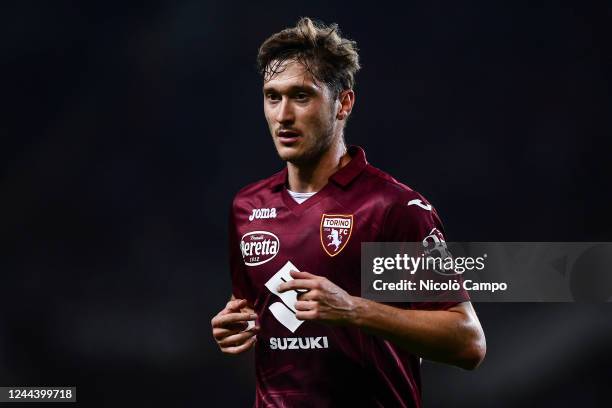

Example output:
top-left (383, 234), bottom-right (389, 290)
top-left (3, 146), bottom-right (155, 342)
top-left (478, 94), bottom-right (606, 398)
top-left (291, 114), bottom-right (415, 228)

top-left (320, 214), bottom-right (353, 257)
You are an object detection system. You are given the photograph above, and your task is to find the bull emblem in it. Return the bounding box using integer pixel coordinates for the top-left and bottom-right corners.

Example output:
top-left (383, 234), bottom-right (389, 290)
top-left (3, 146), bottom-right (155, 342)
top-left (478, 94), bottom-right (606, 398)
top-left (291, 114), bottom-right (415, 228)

top-left (327, 229), bottom-right (343, 252)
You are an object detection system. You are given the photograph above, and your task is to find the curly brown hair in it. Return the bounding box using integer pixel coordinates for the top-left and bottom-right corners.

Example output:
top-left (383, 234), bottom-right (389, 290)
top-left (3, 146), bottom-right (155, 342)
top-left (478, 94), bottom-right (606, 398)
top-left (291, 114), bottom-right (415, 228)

top-left (257, 17), bottom-right (361, 98)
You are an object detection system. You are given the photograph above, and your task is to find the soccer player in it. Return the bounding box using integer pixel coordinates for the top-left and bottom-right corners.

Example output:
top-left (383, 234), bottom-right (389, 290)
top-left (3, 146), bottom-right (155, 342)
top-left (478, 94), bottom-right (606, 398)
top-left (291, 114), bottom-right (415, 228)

top-left (211, 17), bottom-right (486, 407)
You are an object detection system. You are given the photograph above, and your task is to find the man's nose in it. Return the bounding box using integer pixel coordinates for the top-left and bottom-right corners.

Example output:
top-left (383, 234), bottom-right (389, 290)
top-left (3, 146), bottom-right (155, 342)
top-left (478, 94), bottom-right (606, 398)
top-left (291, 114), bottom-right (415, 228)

top-left (276, 97), bottom-right (294, 124)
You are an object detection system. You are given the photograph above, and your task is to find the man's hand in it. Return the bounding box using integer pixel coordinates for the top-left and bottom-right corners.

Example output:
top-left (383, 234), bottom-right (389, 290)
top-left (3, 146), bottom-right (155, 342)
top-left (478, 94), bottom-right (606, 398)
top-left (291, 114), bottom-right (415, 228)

top-left (277, 270), bottom-right (356, 325)
top-left (211, 298), bottom-right (258, 355)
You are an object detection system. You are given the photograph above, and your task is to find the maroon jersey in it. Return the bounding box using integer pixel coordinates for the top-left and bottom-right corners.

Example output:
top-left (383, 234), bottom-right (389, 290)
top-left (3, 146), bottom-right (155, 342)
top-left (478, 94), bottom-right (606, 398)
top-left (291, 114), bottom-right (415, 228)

top-left (229, 146), bottom-right (466, 407)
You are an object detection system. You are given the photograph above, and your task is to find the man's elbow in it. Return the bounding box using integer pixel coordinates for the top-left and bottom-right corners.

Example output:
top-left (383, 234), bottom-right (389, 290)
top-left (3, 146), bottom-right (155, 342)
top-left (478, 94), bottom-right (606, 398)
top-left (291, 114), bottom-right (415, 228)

top-left (456, 330), bottom-right (486, 370)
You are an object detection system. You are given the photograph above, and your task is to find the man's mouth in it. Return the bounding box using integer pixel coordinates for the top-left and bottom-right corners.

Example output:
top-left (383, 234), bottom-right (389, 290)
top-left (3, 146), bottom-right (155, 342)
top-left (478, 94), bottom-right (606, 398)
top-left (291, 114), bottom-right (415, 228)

top-left (277, 130), bottom-right (301, 144)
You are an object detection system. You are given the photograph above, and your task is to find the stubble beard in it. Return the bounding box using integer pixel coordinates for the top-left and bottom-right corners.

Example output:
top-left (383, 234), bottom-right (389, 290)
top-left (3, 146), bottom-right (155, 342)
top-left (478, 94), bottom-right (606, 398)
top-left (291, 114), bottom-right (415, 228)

top-left (279, 112), bottom-right (337, 166)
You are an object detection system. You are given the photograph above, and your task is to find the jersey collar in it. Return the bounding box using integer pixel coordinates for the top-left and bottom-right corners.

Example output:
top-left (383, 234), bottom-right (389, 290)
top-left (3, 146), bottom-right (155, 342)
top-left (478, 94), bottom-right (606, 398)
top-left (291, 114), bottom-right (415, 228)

top-left (270, 145), bottom-right (368, 191)
top-left (329, 145), bottom-right (368, 188)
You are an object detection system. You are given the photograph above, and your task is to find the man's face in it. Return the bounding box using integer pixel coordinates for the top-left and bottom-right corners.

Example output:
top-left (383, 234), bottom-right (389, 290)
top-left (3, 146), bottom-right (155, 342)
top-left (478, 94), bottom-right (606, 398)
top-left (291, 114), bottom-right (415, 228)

top-left (263, 60), bottom-right (338, 164)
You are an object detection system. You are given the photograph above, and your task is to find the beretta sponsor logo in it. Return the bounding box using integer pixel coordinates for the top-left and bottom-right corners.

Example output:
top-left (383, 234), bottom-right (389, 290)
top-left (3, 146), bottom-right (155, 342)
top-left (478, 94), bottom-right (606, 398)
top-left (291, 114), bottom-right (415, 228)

top-left (240, 230), bottom-right (279, 266)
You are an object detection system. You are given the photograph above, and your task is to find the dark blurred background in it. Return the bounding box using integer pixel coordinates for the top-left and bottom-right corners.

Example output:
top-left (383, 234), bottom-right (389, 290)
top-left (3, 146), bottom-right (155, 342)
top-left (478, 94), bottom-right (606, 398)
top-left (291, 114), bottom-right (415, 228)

top-left (1, 0), bottom-right (610, 407)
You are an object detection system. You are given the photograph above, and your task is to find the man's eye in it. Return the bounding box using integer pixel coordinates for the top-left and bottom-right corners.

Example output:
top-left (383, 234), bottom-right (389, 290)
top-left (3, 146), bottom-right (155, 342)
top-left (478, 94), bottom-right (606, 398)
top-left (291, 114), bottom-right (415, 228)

top-left (266, 93), bottom-right (281, 101)
top-left (295, 93), bottom-right (309, 100)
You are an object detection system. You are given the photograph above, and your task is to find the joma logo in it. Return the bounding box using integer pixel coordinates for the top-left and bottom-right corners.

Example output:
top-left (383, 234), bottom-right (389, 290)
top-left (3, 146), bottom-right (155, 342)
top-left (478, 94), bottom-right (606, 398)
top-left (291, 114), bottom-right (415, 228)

top-left (249, 208), bottom-right (277, 221)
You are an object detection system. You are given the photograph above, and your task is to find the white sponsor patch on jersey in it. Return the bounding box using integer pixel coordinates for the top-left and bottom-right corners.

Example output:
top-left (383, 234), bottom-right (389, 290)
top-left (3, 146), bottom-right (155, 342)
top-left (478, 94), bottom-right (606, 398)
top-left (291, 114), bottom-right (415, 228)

top-left (407, 199), bottom-right (432, 211)
top-left (249, 207), bottom-right (277, 221)
top-left (240, 230), bottom-right (279, 266)
top-left (265, 261), bottom-right (304, 332)
top-left (422, 227), bottom-right (448, 256)
top-left (422, 227), bottom-right (454, 275)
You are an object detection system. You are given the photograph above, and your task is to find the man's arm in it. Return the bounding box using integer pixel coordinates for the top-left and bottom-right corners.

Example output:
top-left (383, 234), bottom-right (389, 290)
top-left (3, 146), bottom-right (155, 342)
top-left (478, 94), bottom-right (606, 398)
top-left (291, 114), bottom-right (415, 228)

top-left (351, 298), bottom-right (485, 370)
top-left (278, 270), bottom-right (486, 370)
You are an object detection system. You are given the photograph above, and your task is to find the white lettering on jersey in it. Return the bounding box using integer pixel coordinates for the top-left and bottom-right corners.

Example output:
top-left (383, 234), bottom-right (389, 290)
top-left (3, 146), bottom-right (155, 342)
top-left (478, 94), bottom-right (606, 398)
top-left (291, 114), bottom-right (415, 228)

top-left (407, 199), bottom-right (432, 211)
top-left (269, 336), bottom-right (329, 350)
top-left (322, 218), bottom-right (351, 228)
top-left (249, 207), bottom-right (277, 221)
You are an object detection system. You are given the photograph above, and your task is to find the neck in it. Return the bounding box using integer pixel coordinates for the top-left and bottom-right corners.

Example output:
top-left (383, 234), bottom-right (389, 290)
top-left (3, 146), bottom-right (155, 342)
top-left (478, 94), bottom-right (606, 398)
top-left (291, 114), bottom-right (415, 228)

top-left (287, 138), bottom-right (351, 193)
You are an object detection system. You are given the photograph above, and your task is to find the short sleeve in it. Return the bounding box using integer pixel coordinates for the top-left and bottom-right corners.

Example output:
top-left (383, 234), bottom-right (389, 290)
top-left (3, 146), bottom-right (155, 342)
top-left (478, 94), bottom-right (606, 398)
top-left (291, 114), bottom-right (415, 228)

top-left (381, 194), bottom-right (470, 310)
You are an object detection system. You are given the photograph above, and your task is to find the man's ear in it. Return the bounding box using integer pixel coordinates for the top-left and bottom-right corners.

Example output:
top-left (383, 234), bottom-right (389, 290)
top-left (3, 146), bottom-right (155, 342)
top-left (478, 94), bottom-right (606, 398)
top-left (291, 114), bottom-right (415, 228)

top-left (336, 89), bottom-right (355, 120)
